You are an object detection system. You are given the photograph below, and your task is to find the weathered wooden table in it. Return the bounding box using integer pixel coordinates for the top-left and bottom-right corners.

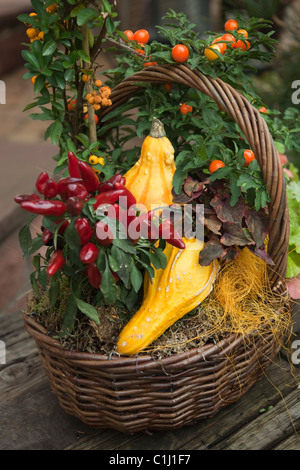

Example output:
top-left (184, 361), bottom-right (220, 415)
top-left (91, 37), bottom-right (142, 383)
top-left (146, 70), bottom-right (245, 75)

top-left (1, 302), bottom-right (300, 451)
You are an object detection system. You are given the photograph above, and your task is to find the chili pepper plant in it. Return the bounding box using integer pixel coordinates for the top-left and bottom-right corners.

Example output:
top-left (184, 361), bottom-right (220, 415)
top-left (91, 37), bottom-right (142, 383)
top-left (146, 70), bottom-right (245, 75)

top-left (16, 1), bottom-right (300, 338)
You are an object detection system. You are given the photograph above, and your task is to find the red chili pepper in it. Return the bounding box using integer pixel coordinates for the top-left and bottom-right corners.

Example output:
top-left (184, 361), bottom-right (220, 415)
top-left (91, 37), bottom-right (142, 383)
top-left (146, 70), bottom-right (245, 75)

top-left (95, 220), bottom-right (114, 245)
top-left (46, 250), bottom-right (66, 276)
top-left (108, 174), bottom-right (126, 186)
top-left (43, 179), bottom-right (58, 198)
top-left (20, 200), bottom-right (66, 216)
top-left (35, 171), bottom-right (49, 194)
top-left (42, 228), bottom-right (53, 245)
top-left (79, 242), bottom-right (99, 264)
top-left (98, 181), bottom-right (114, 193)
top-left (74, 217), bottom-right (93, 245)
top-left (159, 219), bottom-right (185, 249)
top-left (14, 194), bottom-right (40, 204)
top-left (68, 151), bottom-right (81, 178)
top-left (77, 161), bottom-right (99, 193)
top-left (57, 177), bottom-right (83, 197)
top-left (87, 262), bottom-right (102, 288)
top-left (113, 182), bottom-right (136, 209)
top-left (93, 188), bottom-right (126, 210)
top-left (66, 183), bottom-right (88, 200)
top-left (55, 218), bottom-right (70, 234)
top-left (129, 210), bottom-right (158, 241)
top-left (66, 197), bottom-right (84, 216)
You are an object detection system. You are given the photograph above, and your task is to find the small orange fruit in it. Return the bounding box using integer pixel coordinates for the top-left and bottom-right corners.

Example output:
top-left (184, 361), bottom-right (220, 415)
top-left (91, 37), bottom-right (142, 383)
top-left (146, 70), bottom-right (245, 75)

top-left (209, 160), bottom-right (226, 174)
top-left (212, 37), bottom-right (227, 54)
top-left (26, 27), bottom-right (38, 39)
top-left (133, 29), bottom-right (150, 44)
top-left (179, 103), bottom-right (193, 115)
top-left (171, 44), bottom-right (190, 63)
top-left (243, 149), bottom-right (255, 166)
top-left (237, 29), bottom-right (248, 38)
top-left (224, 19), bottom-right (239, 31)
top-left (259, 106), bottom-right (267, 113)
top-left (235, 39), bottom-right (250, 50)
top-left (124, 30), bottom-right (134, 41)
top-left (82, 74), bottom-right (90, 82)
top-left (204, 44), bottom-right (222, 61)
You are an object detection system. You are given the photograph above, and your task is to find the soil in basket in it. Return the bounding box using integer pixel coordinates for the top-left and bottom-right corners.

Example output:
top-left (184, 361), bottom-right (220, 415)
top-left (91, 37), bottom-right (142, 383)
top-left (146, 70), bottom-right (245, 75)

top-left (25, 282), bottom-right (226, 359)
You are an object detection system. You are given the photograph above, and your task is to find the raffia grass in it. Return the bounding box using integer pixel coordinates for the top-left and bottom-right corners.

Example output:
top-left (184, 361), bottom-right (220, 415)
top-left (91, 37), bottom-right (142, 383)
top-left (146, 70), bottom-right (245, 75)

top-left (26, 247), bottom-right (292, 359)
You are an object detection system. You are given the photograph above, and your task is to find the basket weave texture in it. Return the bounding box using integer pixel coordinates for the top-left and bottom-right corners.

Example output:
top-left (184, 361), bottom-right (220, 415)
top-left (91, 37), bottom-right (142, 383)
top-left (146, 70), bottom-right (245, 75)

top-left (24, 64), bottom-right (290, 433)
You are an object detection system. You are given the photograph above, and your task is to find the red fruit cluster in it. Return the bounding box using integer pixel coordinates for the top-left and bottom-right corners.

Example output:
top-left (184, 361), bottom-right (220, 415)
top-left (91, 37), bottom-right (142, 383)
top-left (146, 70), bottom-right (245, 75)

top-left (15, 151), bottom-right (185, 290)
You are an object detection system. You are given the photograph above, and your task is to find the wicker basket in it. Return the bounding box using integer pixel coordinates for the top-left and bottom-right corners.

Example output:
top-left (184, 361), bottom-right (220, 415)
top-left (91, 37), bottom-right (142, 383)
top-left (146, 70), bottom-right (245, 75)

top-left (24, 64), bottom-right (291, 434)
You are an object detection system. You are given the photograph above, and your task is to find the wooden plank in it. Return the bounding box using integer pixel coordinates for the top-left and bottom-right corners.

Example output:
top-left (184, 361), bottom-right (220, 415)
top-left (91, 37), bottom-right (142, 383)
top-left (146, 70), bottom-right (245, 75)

top-left (274, 432), bottom-right (300, 450)
top-left (210, 387), bottom-right (300, 450)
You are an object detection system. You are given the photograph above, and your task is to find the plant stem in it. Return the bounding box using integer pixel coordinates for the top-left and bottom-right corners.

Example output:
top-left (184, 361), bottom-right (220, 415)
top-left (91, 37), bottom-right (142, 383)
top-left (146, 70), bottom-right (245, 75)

top-left (82, 23), bottom-right (97, 144)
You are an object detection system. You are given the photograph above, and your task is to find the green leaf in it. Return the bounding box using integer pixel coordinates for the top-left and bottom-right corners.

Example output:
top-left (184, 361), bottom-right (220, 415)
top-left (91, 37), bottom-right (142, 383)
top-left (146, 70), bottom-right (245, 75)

top-left (42, 40), bottom-right (57, 57)
top-left (78, 50), bottom-right (90, 64)
top-left (76, 7), bottom-right (98, 26)
top-left (130, 263), bottom-right (143, 293)
top-left (112, 238), bottom-right (137, 254)
top-left (75, 297), bottom-right (100, 324)
top-left (100, 257), bottom-right (118, 304)
top-left (19, 224), bottom-right (32, 256)
top-left (63, 221), bottom-right (81, 251)
top-left (50, 120), bottom-right (63, 146)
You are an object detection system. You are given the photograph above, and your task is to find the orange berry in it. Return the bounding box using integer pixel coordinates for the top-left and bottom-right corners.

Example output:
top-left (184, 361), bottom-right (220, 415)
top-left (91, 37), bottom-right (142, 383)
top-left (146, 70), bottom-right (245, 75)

top-left (26, 27), bottom-right (38, 39)
top-left (135, 48), bottom-right (145, 55)
top-left (124, 30), bottom-right (134, 41)
top-left (100, 86), bottom-right (112, 97)
top-left (31, 75), bottom-right (37, 85)
top-left (93, 103), bottom-right (101, 111)
top-left (209, 160), bottom-right (226, 174)
top-left (84, 113), bottom-right (99, 124)
top-left (259, 106), bottom-right (267, 113)
top-left (179, 103), bottom-right (193, 115)
top-left (237, 29), bottom-right (248, 38)
top-left (143, 61), bottom-right (157, 67)
top-left (46, 3), bottom-right (58, 13)
top-left (94, 95), bottom-right (102, 104)
top-left (221, 33), bottom-right (236, 46)
top-left (37, 31), bottom-right (44, 41)
top-left (87, 96), bottom-right (95, 105)
top-left (133, 29), bottom-right (150, 44)
top-left (82, 74), bottom-right (90, 82)
top-left (212, 37), bottom-right (227, 54)
top-left (164, 83), bottom-right (172, 92)
top-left (204, 44), bottom-right (222, 61)
top-left (171, 44), bottom-right (190, 63)
top-left (67, 98), bottom-right (77, 111)
top-left (94, 79), bottom-right (102, 87)
top-left (235, 39), bottom-right (250, 50)
top-left (224, 19), bottom-right (239, 31)
top-left (243, 149), bottom-right (255, 166)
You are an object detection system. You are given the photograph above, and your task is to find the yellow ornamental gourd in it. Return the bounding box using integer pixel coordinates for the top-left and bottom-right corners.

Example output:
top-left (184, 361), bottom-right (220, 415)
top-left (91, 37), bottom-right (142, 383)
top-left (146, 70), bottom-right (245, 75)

top-left (124, 117), bottom-right (176, 212)
top-left (117, 237), bottom-right (219, 355)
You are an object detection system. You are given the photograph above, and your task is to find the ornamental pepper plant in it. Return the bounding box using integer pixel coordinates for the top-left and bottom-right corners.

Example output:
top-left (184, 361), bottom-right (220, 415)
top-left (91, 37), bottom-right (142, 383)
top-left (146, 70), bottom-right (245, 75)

top-left (16, 1), bottom-right (300, 338)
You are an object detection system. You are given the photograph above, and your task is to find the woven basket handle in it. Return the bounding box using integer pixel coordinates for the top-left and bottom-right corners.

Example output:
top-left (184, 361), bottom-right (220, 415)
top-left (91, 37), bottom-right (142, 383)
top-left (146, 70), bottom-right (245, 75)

top-left (101, 64), bottom-right (290, 294)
